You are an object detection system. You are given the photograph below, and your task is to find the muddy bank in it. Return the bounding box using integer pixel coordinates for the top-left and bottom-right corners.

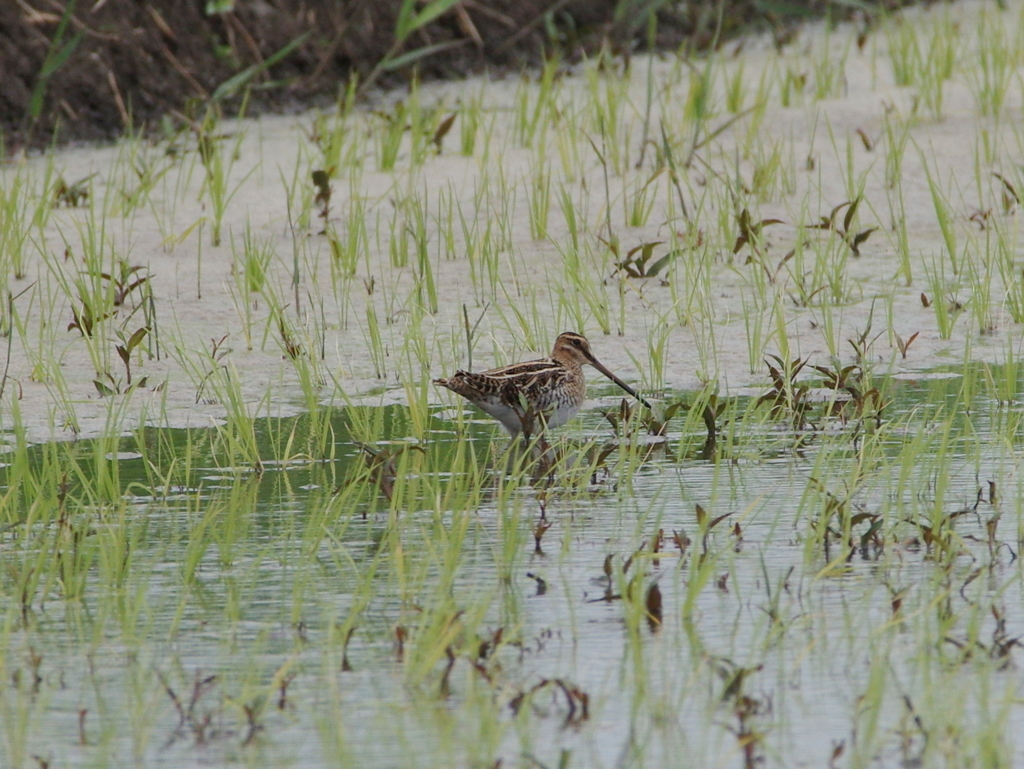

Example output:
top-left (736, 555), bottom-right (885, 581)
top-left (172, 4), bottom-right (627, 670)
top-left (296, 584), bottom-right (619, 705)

top-left (3, 0), bottom-right (925, 150)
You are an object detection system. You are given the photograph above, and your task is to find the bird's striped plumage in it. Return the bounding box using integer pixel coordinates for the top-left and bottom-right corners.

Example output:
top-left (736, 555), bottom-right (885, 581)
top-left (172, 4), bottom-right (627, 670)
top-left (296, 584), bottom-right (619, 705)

top-left (434, 332), bottom-right (650, 435)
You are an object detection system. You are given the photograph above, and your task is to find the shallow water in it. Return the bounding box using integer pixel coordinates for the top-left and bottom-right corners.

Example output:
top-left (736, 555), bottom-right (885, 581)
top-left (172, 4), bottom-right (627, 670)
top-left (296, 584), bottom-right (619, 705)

top-left (2, 367), bottom-right (1023, 768)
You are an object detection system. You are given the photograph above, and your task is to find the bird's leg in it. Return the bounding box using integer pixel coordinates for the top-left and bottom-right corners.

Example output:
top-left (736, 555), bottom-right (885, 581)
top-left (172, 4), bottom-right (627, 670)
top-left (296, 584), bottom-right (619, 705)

top-left (513, 394), bottom-right (538, 441)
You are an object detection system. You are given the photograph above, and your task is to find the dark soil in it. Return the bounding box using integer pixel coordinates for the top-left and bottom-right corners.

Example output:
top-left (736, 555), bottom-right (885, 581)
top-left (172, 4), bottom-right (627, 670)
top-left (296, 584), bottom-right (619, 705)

top-left (2, 0), bottom-right (922, 152)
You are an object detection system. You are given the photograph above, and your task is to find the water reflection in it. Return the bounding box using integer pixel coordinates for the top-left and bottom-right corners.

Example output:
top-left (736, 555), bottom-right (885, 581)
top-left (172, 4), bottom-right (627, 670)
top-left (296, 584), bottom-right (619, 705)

top-left (3, 369), bottom-right (1024, 767)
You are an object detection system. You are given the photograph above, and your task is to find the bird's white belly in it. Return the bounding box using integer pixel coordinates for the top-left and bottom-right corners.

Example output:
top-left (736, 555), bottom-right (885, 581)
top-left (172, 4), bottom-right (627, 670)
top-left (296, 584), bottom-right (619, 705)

top-left (474, 397), bottom-right (581, 434)
top-left (545, 401), bottom-right (580, 428)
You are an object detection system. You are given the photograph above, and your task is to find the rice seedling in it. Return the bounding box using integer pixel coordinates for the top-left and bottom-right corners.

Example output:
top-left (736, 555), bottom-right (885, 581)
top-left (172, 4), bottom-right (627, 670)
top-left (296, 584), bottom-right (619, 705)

top-left (362, 298), bottom-right (387, 380)
top-left (553, 108), bottom-right (584, 182)
top-left (623, 168), bottom-right (662, 227)
top-left (386, 197), bottom-right (411, 269)
top-left (195, 105), bottom-right (251, 247)
top-left (526, 159), bottom-right (552, 240)
top-left (0, 163), bottom-right (59, 281)
top-left (777, 63), bottom-right (808, 108)
top-left (885, 180), bottom-right (913, 285)
top-left (374, 100), bottom-right (408, 173)
top-left (513, 55), bottom-right (560, 149)
top-left (683, 58), bottom-right (715, 127)
top-left (203, 365), bottom-right (268, 472)
top-left (457, 86), bottom-right (484, 157)
top-left (723, 58), bottom-right (747, 115)
top-left (885, 11), bottom-right (956, 120)
top-left (306, 86), bottom-right (360, 177)
top-left (108, 130), bottom-right (176, 218)
top-left (964, 229), bottom-right (996, 335)
top-left (585, 61), bottom-right (629, 176)
top-left (407, 189), bottom-right (438, 314)
top-left (810, 30), bottom-right (849, 101)
top-left (748, 135), bottom-right (796, 202)
top-left (880, 112), bottom-right (910, 191)
top-left (741, 291), bottom-right (768, 375)
top-left (966, 8), bottom-right (1014, 118)
top-left (921, 150), bottom-right (960, 274)
top-left (886, 16), bottom-right (920, 88)
top-left (557, 181), bottom-right (582, 258)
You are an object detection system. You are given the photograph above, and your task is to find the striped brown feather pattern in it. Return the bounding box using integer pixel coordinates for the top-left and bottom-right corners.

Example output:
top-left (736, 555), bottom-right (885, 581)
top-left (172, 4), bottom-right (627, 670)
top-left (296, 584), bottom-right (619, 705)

top-left (434, 331), bottom-right (647, 434)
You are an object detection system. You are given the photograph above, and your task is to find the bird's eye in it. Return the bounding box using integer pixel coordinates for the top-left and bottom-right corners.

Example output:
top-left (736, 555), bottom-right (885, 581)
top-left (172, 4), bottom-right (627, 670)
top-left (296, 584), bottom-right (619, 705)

top-left (572, 338), bottom-right (581, 347)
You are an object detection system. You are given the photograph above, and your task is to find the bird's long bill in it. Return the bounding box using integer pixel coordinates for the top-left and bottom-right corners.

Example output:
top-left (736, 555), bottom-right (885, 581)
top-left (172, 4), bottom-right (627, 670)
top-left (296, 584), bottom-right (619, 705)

top-left (589, 358), bottom-right (653, 410)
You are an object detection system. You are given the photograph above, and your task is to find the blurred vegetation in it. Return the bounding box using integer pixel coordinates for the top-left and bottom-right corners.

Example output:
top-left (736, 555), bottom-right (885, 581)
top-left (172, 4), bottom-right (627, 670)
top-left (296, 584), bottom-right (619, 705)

top-left (0, 0), bottom-right (935, 150)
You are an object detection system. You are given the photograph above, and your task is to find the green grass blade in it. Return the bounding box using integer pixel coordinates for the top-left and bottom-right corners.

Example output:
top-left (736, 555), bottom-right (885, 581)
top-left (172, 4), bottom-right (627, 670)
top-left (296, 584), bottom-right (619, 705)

top-left (211, 31), bottom-right (311, 102)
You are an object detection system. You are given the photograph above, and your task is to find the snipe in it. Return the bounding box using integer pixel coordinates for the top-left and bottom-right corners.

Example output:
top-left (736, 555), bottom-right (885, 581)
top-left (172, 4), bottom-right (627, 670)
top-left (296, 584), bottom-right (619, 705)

top-left (434, 332), bottom-right (651, 435)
